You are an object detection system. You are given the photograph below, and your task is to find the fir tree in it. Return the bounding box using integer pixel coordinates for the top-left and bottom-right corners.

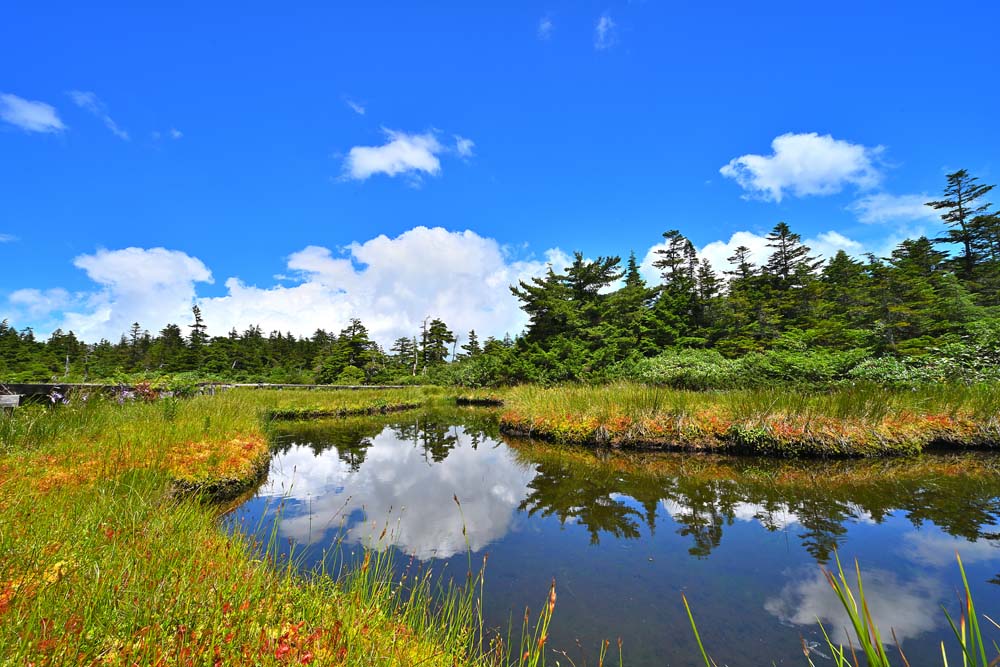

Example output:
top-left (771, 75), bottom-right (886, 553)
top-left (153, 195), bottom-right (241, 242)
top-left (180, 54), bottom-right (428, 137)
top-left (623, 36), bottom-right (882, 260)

top-left (928, 169), bottom-right (996, 280)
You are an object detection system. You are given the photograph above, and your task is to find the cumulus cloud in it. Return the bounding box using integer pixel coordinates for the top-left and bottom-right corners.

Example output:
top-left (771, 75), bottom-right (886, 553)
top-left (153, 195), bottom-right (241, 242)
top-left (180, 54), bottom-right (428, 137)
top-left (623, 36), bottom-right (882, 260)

top-left (765, 568), bottom-right (942, 646)
top-left (537, 16), bottom-right (553, 40)
top-left (850, 192), bottom-right (939, 224)
top-left (41, 247), bottom-right (213, 341)
top-left (7, 227), bottom-right (569, 346)
top-left (201, 227), bottom-right (569, 345)
top-left (720, 132), bottom-right (883, 202)
top-left (808, 230), bottom-right (865, 259)
top-left (169, 127), bottom-right (183, 139)
top-left (0, 233), bottom-right (17, 243)
top-left (67, 90), bottom-right (129, 140)
top-left (0, 93), bottom-right (65, 133)
top-left (343, 129), bottom-right (444, 182)
top-left (594, 14), bottom-right (617, 50)
top-left (257, 424), bottom-right (535, 558)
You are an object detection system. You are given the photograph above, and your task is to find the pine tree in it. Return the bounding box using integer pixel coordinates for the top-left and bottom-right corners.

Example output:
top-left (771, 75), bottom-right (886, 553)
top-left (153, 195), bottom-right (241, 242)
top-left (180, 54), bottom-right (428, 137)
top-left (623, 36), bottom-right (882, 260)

top-left (928, 169), bottom-right (996, 280)
top-left (605, 251), bottom-right (659, 358)
top-left (187, 305), bottom-right (208, 367)
top-left (460, 330), bottom-right (482, 358)
top-left (764, 222), bottom-right (822, 285)
top-left (652, 231), bottom-right (702, 345)
top-left (725, 245), bottom-right (756, 281)
top-left (422, 318), bottom-right (455, 366)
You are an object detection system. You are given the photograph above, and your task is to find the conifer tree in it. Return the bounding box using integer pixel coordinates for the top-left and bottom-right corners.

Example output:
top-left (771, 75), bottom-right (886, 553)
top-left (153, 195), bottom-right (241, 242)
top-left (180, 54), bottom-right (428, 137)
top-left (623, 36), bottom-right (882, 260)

top-left (928, 169), bottom-right (995, 280)
top-left (460, 330), bottom-right (482, 358)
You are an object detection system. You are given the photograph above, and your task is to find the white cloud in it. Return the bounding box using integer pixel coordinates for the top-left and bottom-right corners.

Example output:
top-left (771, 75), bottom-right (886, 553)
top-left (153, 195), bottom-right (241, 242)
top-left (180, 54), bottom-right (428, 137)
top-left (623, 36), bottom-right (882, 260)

top-left (537, 16), bottom-right (553, 39)
top-left (52, 247), bottom-right (212, 341)
top-left (0, 233), bottom-right (17, 243)
top-left (201, 227), bottom-right (569, 345)
top-left (765, 567), bottom-right (942, 647)
top-left (594, 14), bottom-right (617, 50)
top-left (454, 135), bottom-right (475, 158)
top-left (8, 288), bottom-right (72, 319)
top-left (345, 98), bottom-right (366, 116)
top-left (640, 228), bottom-right (866, 284)
top-left (720, 132), bottom-right (883, 202)
top-left (169, 127), bottom-right (183, 140)
top-left (343, 129), bottom-right (444, 182)
top-left (850, 193), bottom-right (939, 224)
top-left (0, 93), bottom-right (65, 133)
top-left (808, 230), bottom-right (865, 260)
top-left (9, 227), bottom-right (569, 345)
top-left (67, 90), bottom-right (129, 140)
top-left (259, 424), bottom-right (535, 558)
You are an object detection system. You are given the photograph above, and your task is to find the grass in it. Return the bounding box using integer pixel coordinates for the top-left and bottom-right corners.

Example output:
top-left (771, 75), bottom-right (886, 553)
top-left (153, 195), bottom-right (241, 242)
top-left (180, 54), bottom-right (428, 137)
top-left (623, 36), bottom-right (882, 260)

top-left (5, 386), bottom-right (998, 665)
top-left (0, 388), bottom-right (556, 667)
top-left (498, 383), bottom-right (1000, 457)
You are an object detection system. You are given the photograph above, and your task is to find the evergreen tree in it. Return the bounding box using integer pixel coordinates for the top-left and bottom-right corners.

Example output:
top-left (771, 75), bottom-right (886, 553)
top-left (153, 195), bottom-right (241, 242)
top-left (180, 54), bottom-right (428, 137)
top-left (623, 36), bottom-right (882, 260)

top-left (928, 169), bottom-right (996, 280)
top-left (422, 318), bottom-right (456, 367)
top-left (390, 336), bottom-right (418, 374)
top-left (460, 330), bottom-right (482, 358)
top-left (187, 305), bottom-right (208, 366)
top-left (652, 231), bottom-right (701, 345)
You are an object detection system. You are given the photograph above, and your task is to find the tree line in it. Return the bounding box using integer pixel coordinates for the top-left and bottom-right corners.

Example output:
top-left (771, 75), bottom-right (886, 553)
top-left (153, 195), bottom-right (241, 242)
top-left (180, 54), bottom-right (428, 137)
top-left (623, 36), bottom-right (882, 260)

top-left (2, 169), bottom-right (998, 387)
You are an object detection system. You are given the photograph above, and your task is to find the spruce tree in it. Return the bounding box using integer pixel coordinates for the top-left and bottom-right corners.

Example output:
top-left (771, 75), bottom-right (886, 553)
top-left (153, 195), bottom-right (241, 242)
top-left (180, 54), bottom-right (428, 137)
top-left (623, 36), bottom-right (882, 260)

top-left (460, 329), bottom-right (482, 358)
top-left (928, 169), bottom-right (996, 280)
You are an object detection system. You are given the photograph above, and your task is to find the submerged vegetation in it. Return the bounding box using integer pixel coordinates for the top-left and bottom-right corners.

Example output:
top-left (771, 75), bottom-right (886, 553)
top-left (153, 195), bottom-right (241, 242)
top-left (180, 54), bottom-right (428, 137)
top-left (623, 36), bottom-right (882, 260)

top-left (498, 383), bottom-right (1000, 456)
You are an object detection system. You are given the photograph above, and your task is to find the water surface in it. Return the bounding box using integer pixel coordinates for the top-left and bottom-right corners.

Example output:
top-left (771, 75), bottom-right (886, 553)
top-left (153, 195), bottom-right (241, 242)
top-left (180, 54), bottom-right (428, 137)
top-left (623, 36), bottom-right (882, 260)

top-left (226, 409), bottom-right (1000, 666)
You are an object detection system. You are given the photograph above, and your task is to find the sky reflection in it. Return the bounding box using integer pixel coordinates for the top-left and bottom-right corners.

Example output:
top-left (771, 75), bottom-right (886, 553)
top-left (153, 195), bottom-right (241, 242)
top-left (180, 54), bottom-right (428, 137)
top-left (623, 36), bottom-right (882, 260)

top-left (257, 424), bottom-right (535, 559)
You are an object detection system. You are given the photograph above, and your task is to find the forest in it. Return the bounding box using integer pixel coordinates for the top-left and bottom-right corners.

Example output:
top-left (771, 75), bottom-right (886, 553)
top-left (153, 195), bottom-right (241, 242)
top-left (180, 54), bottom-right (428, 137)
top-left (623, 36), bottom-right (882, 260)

top-left (3, 169), bottom-right (999, 389)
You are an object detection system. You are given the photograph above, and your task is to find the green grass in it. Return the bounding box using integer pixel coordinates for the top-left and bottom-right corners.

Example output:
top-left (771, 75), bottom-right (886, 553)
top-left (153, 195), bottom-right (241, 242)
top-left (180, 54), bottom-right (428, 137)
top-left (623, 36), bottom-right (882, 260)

top-left (498, 383), bottom-right (1000, 457)
top-left (0, 389), bottom-right (556, 667)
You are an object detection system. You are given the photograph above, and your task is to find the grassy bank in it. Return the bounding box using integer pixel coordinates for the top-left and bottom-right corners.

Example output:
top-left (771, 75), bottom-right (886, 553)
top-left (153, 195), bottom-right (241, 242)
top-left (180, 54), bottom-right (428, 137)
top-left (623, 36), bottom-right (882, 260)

top-left (0, 388), bottom-right (542, 666)
top-left (498, 383), bottom-right (1000, 456)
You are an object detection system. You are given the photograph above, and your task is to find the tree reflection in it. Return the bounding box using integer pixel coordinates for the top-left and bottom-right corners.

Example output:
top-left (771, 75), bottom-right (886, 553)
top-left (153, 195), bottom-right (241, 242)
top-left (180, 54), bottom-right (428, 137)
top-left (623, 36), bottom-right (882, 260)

top-left (511, 442), bottom-right (1000, 562)
top-left (272, 412), bottom-right (1000, 564)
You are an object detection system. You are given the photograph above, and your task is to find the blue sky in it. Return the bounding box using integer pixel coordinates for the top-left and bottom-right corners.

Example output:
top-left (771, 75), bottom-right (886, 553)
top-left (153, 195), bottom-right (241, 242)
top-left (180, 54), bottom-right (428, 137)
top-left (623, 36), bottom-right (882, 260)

top-left (2, 1), bottom-right (999, 344)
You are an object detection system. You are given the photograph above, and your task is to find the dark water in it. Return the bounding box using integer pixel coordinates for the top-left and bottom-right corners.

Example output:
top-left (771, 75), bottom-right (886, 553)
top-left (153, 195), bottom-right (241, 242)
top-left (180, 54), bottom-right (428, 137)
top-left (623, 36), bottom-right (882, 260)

top-left (225, 409), bottom-right (1000, 666)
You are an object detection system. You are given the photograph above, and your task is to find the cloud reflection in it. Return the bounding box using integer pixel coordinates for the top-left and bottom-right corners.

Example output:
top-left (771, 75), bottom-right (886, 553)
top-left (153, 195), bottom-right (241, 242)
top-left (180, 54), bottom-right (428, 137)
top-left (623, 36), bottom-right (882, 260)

top-left (901, 531), bottom-right (1000, 568)
top-left (765, 568), bottom-right (941, 646)
top-left (257, 425), bottom-right (536, 559)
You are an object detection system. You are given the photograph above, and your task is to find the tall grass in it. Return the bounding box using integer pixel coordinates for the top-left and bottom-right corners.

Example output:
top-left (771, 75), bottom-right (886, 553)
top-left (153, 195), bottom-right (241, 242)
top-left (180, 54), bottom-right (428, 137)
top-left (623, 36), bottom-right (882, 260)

top-left (0, 388), bottom-right (557, 666)
top-left (505, 383), bottom-right (1000, 423)
top-left (499, 383), bottom-right (1000, 456)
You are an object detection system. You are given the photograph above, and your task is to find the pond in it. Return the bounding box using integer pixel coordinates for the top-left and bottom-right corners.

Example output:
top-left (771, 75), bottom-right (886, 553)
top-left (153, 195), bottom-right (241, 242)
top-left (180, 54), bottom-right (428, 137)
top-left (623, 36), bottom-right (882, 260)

top-left (225, 408), bottom-right (1000, 666)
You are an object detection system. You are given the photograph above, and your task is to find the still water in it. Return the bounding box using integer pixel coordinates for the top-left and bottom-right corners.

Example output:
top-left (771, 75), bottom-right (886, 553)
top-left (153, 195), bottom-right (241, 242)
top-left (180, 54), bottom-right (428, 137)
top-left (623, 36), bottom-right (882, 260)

top-left (226, 409), bottom-right (1000, 666)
